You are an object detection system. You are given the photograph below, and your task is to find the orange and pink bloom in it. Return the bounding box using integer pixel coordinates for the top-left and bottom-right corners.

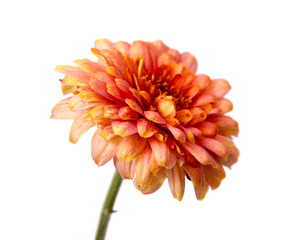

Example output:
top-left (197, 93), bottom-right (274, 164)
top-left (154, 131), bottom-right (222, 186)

top-left (51, 39), bottom-right (239, 200)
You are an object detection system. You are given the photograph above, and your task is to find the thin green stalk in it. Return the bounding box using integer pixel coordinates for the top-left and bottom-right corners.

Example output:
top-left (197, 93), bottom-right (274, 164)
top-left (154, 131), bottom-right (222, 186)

top-left (95, 170), bottom-right (123, 240)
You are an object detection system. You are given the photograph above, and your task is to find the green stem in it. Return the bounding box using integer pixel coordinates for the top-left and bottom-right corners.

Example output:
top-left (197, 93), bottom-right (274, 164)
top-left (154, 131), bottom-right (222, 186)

top-left (95, 170), bottom-right (123, 240)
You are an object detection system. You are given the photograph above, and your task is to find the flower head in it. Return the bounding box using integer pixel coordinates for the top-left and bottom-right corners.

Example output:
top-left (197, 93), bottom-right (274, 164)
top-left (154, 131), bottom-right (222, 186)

top-left (52, 39), bottom-right (239, 200)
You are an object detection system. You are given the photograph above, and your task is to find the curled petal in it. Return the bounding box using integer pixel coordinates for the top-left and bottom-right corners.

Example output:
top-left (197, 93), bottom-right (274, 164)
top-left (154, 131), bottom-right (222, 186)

top-left (181, 52), bottom-right (197, 73)
top-left (167, 163), bottom-right (185, 201)
top-left (116, 134), bottom-right (147, 161)
top-left (119, 106), bottom-right (139, 120)
top-left (200, 138), bottom-right (230, 158)
top-left (156, 96), bottom-right (176, 118)
top-left (69, 112), bottom-right (96, 143)
top-left (100, 125), bottom-right (115, 140)
top-left (113, 157), bottom-right (136, 179)
top-left (112, 121), bottom-right (137, 137)
top-left (144, 111), bottom-right (166, 124)
top-left (134, 173), bottom-right (166, 195)
top-left (149, 138), bottom-right (176, 168)
top-left (188, 108), bottom-right (207, 125)
top-left (203, 79), bottom-right (231, 99)
top-left (137, 118), bottom-right (159, 138)
top-left (166, 125), bottom-right (186, 143)
top-left (125, 98), bottom-right (143, 115)
top-left (176, 109), bottom-right (193, 125)
top-left (197, 122), bottom-right (217, 137)
top-left (182, 142), bottom-right (217, 168)
top-left (91, 130), bottom-right (121, 166)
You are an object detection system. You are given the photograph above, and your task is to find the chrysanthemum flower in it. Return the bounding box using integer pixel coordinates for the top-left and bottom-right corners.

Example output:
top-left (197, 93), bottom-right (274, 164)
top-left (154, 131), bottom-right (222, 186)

top-left (51, 39), bottom-right (239, 201)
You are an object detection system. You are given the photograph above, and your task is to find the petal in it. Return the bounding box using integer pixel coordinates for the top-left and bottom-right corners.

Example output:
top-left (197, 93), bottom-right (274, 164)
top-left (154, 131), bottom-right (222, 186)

top-left (130, 41), bottom-right (153, 71)
top-left (51, 97), bottom-right (80, 119)
top-left (113, 156), bottom-right (136, 179)
top-left (189, 74), bottom-right (211, 91)
top-left (188, 108), bottom-right (207, 125)
top-left (112, 120), bottom-right (138, 137)
top-left (95, 39), bottom-right (116, 51)
top-left (115, 41), bottom-right (131, 56)
top-left (135, 147), bottom-right (153, 187)
top-left (156, 96), bottom-right (177, 118)
top-left (149, 138), bottom-right (176, 168)
top-left (100, 125), bottom-right (116, 140)
top-left (176, 109), bottom-right (193, 125)
top-left (115, 78), bottom-right (134, 99)
top-left (197, 122), bottom-right (218, 137)
top-left (204, 163), bottom-right (226, 190)
top-left (61, 84), bottom-right (78, 95)
top-left (125, 98), bottom-right (143, 115)
top-left (116, 134), bottom-right (147, 161)
top-left (214, 98), bottom-right (233, 114)
top-left (79, 89), bottom-right (110, 103)
top-left (181, 142), bottom-right (218, 168)
top-left (181, 52), bottom-right (197, 73)
top-left (207, 116), bottom-right (239, 136)
top-left (119, 106), bottom-right (139, 120)
top-left (91, 129), bottom-right (121, 166)
top-left (74, 59), bottom-right (105, 74)
top-left (106, 82), bottom-right (126, 101)
top-left (152, 40), bottom-right (169, 56)
top-left (137, 118), bottom-right (159, 138)
top-left (144, 111), bottom-right (166, 124)
top-left (166, 125), bottom-right (186, 143)
top-left (69, 95), bottom-right (100, 111)
top-left (203, 79), bottom-right (231, 99)
top-left (55, 65), bottom-right (80, 74)
top-left (64, 72), bottom-right (91, 87)
top-left (167, 163), bottom-right (185, 201)
top-left (191, 94), bottom-right (217, 107)
top-left (134, 173), bottom-right (166, 194)
top-left (69, 112), bottom-right (96, 143)
top-left (200, 138), bottom-right (230, 158)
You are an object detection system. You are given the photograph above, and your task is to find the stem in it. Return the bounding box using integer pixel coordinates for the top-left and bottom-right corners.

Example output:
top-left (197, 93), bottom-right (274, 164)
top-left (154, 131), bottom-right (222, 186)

top-left (95, 170), bottom-right (123, 240)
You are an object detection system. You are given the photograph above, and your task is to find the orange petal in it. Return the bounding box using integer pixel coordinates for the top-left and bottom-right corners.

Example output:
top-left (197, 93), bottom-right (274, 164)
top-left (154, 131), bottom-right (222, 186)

top-left (203, 79), bottom-right (231, 99)
top-left (176, 109), bottom-right (193, 125)
top-left (91, 129), bottom-right (121, 166)
top-left (119, 106), bottom-right (139, 120)
top-left (106, 65), bottom-right (123, 79)
top-left (166, 125), bottom-right (186, 143)
top-left (61, 84), bottom-right (78, 95)
top-left (200, 138), bottom-right (230, 158)
top-left (191, 94), bottom-right (216, 107)
top-left (190, 74), bottom-right (211, 91)
top-left (69, 112), bottom-right (96, 143)
top-left (137, 118), bottom-right (159, 138)
top-left (106, 82), bottom-right (126, 101)
top-left (182, 142), bottom-right (217, 167)
top-left (130, 41), bottom-right (153, 71)
top-left (197, 122), bottom-right (217, 137)
top-left (116, 134), bottom-right (147, 161)
top-left (144, 111), bottom-right (166, 124)
top-left (156, 96), bottom-right (176, 118)
top-left (134, 172), bottom-right (166, 195)
top-left (100, 125), bottom-right (116, 140)
top-left (167, 163), bottom-right (185, 201)
top-left (115, 78), bottom-right (134, 99)
top-left (113, 157), bottom-right (136, 179)
top-left (204, 163), bottom-right (225, 190)
top-left (207, 116), bottom-right (239, 136)
top-left (188, 108), bottom-right (207, 125)
top-left (95, 39), bottom-right (116, 51)
top-left (51, 97), bottom-right (80, 119)
top-left (149, 138), bottom-right (176, 168)
top-left (125, 98), bottom-right (143, 115)
top-left (69, 95), bottom-right (99, 111)
top-left (112, 120), bottom-right (137, 137)
top-left (115, 41), bottom-right (131, 56)
top-left (74, 59), bottom-right (105, 74)
top-left (135, 147), bottom-right (153, 187)
top-left (152, 40), bottom-right (169, 56)
top-left (181, 52), bottom-right (197, 73)
top-left (79, 89), bottom-right (111, 103)
top-left (214, 98), bottom-right (233, 113)
top-left (55, 65), bottom-right (80, 74)
top-left (64, 72), bottom-right (91, 87)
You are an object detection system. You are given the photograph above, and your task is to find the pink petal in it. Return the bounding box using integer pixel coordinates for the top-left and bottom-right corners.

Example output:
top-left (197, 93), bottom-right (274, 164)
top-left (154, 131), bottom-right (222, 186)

top-left (51, 97), bottom-right (80, 119)
top-left (119, 106), bottom-right (139, 120)
top-left (203, 79), bottom-right (231, 99)
top-left (91, 129), bottom-right (121, 166)
top-left (200, 138), bottom-right (230, 158)
top-left (115, 41), bottom-right (131, 56)
top-left (130, 40), bottom-right (153, 71)
top-left (166, 125), bottom-right (186, 143)
top-left (214, 98), bottom-right (233, 113)
top-left (125, 98), bottom-right (143, 115)
top-left (64, 72), bottom-right (91, 87)
top-left (191, 94), bottom-right (217, 107)
top-left (95, 39), bottom-right (116, 51)
top-left (69, 112), bottom-right (96, 143)
top-left (181, 52), bottom-right (198, 73)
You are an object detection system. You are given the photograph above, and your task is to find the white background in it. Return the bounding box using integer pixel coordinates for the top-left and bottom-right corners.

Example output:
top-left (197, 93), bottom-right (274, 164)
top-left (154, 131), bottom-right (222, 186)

top-left (1, 0), bottom-right (301, 239)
